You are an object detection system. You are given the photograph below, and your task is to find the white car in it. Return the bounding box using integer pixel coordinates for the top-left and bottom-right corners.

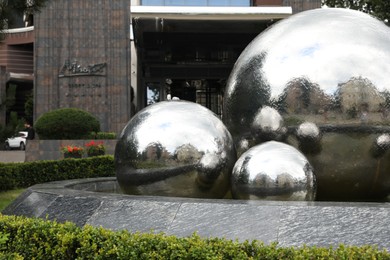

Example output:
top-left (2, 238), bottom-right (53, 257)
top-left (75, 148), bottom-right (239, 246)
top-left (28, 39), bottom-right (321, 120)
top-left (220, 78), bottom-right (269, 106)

top-left (4, 131), bottom-right (28, 150)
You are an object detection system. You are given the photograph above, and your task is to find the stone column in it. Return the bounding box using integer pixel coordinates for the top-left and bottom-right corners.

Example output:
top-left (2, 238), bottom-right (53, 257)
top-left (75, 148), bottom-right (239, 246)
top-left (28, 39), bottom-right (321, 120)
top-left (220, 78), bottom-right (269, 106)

top-left (34, 0), bottom-right (131, 134)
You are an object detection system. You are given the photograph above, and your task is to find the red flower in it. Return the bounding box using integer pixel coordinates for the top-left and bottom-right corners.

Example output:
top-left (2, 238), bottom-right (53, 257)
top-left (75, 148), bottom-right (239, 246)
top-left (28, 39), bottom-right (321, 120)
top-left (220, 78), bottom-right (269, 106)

top-left (85, 140), bottom-right (105, 154)
top-left (61, 145), bottom-right (84, 155)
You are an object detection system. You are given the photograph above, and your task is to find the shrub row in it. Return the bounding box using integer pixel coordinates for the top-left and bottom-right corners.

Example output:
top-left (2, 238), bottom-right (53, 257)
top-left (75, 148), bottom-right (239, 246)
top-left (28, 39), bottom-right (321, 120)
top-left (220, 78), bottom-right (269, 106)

top-left (0, 156), bottom-right (115, 192)
top-left (0, 214), bottom-right (389, 259)
top-left (88, 131), bottom-right (117, 140)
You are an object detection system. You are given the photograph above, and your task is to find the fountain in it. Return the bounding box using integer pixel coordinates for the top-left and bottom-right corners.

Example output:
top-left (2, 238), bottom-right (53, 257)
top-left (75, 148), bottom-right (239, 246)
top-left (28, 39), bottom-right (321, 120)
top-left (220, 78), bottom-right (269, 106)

top-left (223, 8), bottom-right (390, 202)
top-left (3, 8), bottom-right (390, 249)
top-left (114, 100), bottom-right (236, 199)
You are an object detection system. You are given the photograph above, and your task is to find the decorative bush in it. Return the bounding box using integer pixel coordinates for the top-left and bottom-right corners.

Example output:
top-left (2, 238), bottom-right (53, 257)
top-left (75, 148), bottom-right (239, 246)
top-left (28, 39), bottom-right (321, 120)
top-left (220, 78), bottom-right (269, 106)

top-left (34, 108), bottom-right (100, 139)
top-left (88, 131), bottom-right (117, 139)
top-left (0, 156), bottom-right (115, 191)
top-left (0, 214), bottom-right (389, 259)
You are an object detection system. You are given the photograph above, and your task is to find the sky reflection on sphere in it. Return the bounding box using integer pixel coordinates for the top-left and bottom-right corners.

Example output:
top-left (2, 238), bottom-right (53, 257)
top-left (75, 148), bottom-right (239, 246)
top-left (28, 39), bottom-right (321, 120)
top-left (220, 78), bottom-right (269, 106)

top-left (231, 141), bottom-right (316, 201)
top-left (224, 8), bottom-right (390, 136)
top-left (115, 100), bottom-right (236, 199)
top-left (223, 8), bottom-right (390, 201)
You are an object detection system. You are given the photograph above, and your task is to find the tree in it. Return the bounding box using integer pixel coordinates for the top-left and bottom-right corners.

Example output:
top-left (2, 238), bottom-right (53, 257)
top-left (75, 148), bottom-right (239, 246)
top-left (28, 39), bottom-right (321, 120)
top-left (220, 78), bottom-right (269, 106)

top-left (0, 0), bottom-right (48, 34)
top-left (322, 0), bottom-right (390, 24)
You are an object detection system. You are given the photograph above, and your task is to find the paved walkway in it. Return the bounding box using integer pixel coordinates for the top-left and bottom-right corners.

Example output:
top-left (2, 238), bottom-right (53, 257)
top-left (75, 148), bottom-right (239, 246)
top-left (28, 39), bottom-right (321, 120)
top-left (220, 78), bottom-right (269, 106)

top-left (0, 151), bottom-right (25, 163)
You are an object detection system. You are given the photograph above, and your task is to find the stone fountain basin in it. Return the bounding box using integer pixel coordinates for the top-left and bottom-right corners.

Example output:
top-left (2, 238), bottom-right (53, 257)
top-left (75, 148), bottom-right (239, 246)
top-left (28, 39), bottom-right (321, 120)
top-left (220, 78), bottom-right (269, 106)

top-left (2, 177), bottom-right (390, 250)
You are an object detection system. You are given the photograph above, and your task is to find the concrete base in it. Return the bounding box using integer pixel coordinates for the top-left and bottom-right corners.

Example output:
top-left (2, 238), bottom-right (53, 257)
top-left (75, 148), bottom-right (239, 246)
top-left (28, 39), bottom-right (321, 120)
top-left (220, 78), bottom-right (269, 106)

top-left (24, 140), bottom-right (117, 161)
top-left (0, 151), bottom-right (25, 163)
top-left (2, 177), bottom-right (390, 250)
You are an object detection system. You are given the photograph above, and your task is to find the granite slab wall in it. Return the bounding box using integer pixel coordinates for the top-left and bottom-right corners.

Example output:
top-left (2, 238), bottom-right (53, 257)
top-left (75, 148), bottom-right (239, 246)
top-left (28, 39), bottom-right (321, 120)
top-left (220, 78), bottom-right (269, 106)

top-left (25, 139), bottom-right (117, 161)
top-left (34, 0), bottom-right (131, 134)
top-left (3, 177), bottom-right (390, 250)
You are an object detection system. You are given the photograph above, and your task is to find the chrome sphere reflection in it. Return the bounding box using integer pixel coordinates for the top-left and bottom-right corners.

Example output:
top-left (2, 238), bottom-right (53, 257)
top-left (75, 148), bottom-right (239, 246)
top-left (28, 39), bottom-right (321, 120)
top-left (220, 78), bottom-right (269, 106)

top-left (231, 141), bottom-right (316, 201)
top-left (224, 8), bottom-right (390, 200)
top-left (115, 100), bottom-right (236, 198)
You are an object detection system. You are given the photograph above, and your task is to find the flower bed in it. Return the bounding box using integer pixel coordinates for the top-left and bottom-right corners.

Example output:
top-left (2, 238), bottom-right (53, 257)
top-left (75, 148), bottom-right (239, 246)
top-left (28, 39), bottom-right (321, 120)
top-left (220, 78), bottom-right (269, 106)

top-left (85, 140), bottom-right (106, 157)
top-left (61, 145), bottom-right (84, 159)
top-left (24, 140), bottom-right (117, 161)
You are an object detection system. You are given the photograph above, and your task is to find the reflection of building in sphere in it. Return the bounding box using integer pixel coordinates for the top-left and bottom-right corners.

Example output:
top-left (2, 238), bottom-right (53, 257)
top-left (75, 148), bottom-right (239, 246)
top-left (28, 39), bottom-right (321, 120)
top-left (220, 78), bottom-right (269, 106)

top-left (276, 173), bottom-right (295, 189)
top-left (280, 77), bottom-right (331, 115)
top-left (223, 8), bottom-right (390, 201)
top-left (115, 100), bottom-right (236, 199)
top-left (338, 77), bottom-right (384, 115)
top-left (231, 141), bottom-right (316, 201)
top-left (143, 142), bottom-right (171, 161)
top-left (144, 142), bottom-right (162, 160)
top-left (175, 143), bottom-right (203, 163)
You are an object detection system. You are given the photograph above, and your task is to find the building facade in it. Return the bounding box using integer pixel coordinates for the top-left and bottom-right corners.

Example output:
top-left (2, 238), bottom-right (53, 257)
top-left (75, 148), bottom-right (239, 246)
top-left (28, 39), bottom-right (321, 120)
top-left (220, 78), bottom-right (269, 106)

top-left (0, 26), bottom-right (34, 126)
top-left (131, 0), bottom-right (320, 119)
top-left (0, 0), bottom-right (321, 134)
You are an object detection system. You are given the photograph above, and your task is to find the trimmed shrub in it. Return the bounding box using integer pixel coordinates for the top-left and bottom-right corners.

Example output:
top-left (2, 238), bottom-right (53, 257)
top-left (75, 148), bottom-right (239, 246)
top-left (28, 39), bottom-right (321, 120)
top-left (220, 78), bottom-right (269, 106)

top-left (0, 156), bottom-right (115, 191)
top-left (87, 131), bottom-right (117, 139)
top-left (34, 108), bottom-right (100, 139)
top-left (0, 214), bottom-right (389, 259)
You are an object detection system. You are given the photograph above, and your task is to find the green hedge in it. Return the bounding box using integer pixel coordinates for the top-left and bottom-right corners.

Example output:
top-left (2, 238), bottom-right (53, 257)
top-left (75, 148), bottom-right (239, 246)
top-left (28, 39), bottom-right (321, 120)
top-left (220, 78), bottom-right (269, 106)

top-left (34, 108), bottom-right (100, 139)
top-left (1, 159), bottom-right (390, 259)
top-left (88, 131), bottom-right (117, 140)
top-left (0, 156), bottom-right (115, 191)
top-left (0, 214), bottom-right (389, 259)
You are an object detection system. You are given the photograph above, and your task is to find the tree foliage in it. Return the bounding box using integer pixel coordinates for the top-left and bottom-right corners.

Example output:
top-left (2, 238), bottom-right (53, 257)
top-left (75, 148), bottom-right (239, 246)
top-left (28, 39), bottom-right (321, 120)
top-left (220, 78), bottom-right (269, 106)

top-left (0, 0), bottom-right (48, 33)
top-left (322, 0), bottom-right (390, 24)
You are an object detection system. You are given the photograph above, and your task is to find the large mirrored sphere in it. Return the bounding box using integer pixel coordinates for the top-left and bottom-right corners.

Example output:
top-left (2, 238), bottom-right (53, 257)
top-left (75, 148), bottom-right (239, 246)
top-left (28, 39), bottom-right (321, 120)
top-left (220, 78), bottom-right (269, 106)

top-left (115, 100), bottom-right (236, 198)
top-left (224, 8), bottom-right (390, 201)
top-left (231, 141), bottom-right (316, 201)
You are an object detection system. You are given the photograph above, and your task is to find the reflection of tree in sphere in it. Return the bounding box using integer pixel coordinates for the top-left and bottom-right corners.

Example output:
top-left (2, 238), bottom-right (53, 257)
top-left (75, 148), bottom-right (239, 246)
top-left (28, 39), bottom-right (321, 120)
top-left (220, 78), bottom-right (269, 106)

top-left (224, 8), bottom-right (390, 201)
top-left (115, 100), bottom-right (236, 199)
top-left (231, 141), bottom-right (316, 201)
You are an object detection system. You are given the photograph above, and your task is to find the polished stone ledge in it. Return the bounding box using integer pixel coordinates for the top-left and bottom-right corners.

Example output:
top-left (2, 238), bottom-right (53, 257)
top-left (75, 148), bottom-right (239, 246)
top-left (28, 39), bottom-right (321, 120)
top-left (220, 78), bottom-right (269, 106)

top-left (2, 177), bottom-right (390, 251)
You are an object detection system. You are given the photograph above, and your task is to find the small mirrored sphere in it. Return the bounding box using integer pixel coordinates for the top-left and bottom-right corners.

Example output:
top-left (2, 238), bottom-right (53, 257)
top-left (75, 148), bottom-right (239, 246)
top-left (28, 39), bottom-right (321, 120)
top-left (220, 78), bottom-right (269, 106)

top-left (224, 8), bottom-right (390, 201)
top-left (115, 100), bottom-right (237, 198)
top-left (231, 141), bottom-right (316, 201)
top-left (251, 106), bottom-right (287, 142)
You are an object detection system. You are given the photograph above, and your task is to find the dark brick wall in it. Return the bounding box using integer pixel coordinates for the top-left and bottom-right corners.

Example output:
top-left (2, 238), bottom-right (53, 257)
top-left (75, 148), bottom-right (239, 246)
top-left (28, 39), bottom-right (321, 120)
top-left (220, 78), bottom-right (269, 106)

top-left (253, 0), bottom-right (283, 5)
top-left (0, 66), bottom-right (5, 126)
top-left (253, 0), bottom-right (321, 11)
top-left (283, 0), bottom-right (321, 13)
top-left (34, 0), bottom-right (131, 134)
top-left (4, 45), bottom-right (33, 74)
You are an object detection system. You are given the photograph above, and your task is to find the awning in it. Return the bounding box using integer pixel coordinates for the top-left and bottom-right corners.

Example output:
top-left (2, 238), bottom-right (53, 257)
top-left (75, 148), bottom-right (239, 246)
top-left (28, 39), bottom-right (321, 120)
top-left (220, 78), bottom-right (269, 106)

top-left (131, 5), bottom-right (292, 20)
top-left (8, 72), bottom-right (33, 82)
top-left (131, 5), bottom-right (292, 44)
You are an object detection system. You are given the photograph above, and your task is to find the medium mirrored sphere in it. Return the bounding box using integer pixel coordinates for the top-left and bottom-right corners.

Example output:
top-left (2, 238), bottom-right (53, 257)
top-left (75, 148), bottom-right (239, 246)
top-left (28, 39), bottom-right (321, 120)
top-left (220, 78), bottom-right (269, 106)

top-left (231, 141), bottom-right (316, 201)
top-left (224, 8), bottom-right (390, 201)
top-left (115, 100), bottom-right (236, 198)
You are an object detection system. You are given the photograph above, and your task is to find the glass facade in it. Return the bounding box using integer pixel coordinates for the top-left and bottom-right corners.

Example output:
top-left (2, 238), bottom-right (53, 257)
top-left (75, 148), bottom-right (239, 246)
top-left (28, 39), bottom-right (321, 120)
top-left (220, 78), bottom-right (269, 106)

top-left (141, 0), bottom-right (250, 6)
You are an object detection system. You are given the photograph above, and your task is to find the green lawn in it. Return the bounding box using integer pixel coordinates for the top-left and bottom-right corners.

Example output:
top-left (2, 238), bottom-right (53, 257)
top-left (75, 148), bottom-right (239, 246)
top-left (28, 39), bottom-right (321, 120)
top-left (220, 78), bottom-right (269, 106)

top-left (0, 189), bottom-right (25, 212)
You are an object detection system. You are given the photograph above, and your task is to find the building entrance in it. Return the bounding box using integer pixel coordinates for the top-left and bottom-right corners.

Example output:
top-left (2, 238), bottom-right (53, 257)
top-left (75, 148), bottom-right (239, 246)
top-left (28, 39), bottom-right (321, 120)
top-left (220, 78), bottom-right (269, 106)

top-left (171, 79), bottom-right (224, 117)
top-left (145, 78), bottom-right (225, 117)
